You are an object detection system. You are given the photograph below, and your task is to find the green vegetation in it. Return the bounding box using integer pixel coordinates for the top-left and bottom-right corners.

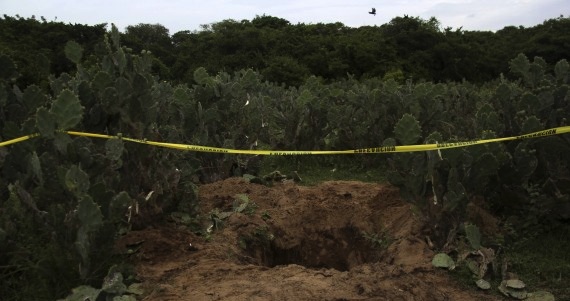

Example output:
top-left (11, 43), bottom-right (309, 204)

top-left (361, 230), bottom-right (392, 250)
top-left (432, 221), bottom-right (569, 299)
top-left (506, 225), bottom-right (570, 298)
top-left (260, 156), bottom-right (388, 186)
top-left (0, 13), bottom-right (569, 300)
top-left (2, 14), bottom-right (570, 87)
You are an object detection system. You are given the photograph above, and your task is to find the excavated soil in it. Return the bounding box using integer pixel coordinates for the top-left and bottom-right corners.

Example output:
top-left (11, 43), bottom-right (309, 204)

top-left (116, 178), bottom-right (502, 300)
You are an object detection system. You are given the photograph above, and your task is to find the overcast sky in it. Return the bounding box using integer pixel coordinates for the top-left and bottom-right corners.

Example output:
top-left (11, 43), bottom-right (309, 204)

top-left (2, 0), bottom-right (568, 34)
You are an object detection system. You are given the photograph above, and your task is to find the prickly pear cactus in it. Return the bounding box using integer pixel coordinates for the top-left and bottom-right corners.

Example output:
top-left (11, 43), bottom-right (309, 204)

top-left (475, 102), bottom-right (504, 135)
top-left (554, 59), bottom-right (569, 84)
top-left (443, 167), bottom-right (467, 212)
top-left (514, 141), bottom-right (537, 183)
top-left (394, 113), bottom-right (422, 145)
top-left (385, 114), bottom-right (428, 204)
top-left (464, 223), bottom-right (481, 250)
top-left (64, 40), bottom-right (84, 65)
top-left (518, 92), bottom-right (540, 116)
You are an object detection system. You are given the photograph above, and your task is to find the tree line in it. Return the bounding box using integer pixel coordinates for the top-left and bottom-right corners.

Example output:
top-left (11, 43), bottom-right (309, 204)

top-left (1, 14), bottom-right (569, 87)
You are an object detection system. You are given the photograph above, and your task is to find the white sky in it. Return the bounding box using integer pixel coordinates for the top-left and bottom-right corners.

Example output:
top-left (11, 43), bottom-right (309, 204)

top-left (1, 0), bottom-right (568, 34)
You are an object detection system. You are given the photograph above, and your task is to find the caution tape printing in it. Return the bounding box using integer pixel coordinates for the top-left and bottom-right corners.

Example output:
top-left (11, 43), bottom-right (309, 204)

top-left (1, 126), bottom-right (569, 155)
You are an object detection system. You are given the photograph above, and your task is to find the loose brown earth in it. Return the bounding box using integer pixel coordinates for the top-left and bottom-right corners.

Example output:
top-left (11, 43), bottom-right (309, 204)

top-left (117, 178), bottom-right (503, 301)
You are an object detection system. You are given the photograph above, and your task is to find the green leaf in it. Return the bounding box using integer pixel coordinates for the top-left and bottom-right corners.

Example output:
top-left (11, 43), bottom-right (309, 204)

top-left (102, 87), bottom-right (120, 113)
top-left (509, 53), bottom-right (530, 77)
top-left (432, 253), bottom-right (455, 270)
top-left (64, 41), bottom-right (83, 64)
top-left (194, 67), bottom-right (210, 85)
top-left (133, 73), bottom-right (150, 92)
top-left (92, 71), bottom-right (113, 92)
top-left (425, 131), bottom-right (443, 144)
top-left (241, 69), bottom-right (258, 87)
top-left (22, 85), bottom-right (47, 112)
top-left (105, 138), bottom-right (124, 161)
top-left (382, 137), bottom-right (396, 147)
top-left (102, 271), bottom-right (127, 295)
top-left (135, 50), bottom-right (153, 73)
top-left (13, 85), bottom-right (23, 101)
top-left (297, 89), bottom-right (313, 106)
top-left (173, 86), bottom-right (190, 103)
top-left (499, 280), bottom-right (528, 299)
top-left (78, 195), bottom-right (103, 230)
top-left (78, 80), bottom-right (95, 106)
top-left (65, 165), bottom-right (90, 197)
top-left (74, 226), bottom-right (91, 276)
top-left (126, 283), bottom-right (144, 295)
top-left (235, 194), bottom-right (249, 203)
top-left (54, 131), bottom-right (73, 154)
top-left (51, 89), bottom-right (84, 130)
top-left (36, 107), bottom-right (56, 139)
top-left (115, 48), bottom-right (127, 74)
top-left (115, 77), bottom-right (132, 99)
top-left (20, 119), bottom-right (34, 137)
top-left (109, 191), bottom-right (131, 222)
top-left (465, 223), bottom-right (481, 250)
top-left (505, 279), bottom-right (526, 289)
top-left (243, 174), bottom-right (261, 184)
top-left (110, 24), bottom-right (121, 49)
top-left (521, 116), bottom-right (542, 134)
top-left (475, 279), bottom-right (491, 290)
top-left (30, 151), bottom-right (43, 184)
top-left (49, 73), bottom-right (72, 96)
top-left (554, 59), bottom-right (569, 83)
top-left (394, 113), bottom-right (421, 145)
top-left (60, 285), bottom-right (100, 301)
top-left (518, 92), bottom-right (539, 113)
top-left (466, 259), bottom-right (479, 275)
top-left (234, 199), bottom-right (249, 213)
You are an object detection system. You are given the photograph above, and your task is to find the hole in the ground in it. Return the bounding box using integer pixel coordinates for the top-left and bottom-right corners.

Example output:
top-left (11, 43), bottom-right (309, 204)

top-left (242, 225), bottom-right (383, 271)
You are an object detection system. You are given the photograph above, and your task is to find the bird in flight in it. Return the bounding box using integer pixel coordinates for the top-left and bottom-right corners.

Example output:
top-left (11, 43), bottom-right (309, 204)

top-left (369, 8), bottom-right (376, 16)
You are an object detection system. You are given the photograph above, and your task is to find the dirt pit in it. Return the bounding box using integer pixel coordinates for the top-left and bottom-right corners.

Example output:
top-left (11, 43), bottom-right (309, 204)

top-left (117, 178), bottom-right (501, 300)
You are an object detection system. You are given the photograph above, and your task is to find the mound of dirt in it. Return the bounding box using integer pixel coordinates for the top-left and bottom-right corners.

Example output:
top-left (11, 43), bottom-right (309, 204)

top-left (117, 178), bottom-right (501, 300)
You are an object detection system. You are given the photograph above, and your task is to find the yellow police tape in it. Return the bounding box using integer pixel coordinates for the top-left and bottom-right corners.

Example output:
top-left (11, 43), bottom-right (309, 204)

top-left (1, 126), bottom-right (569, 155)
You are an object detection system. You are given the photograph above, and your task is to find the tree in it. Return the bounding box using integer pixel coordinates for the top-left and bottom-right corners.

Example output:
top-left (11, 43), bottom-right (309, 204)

top-left (252, 14), bottom-right (290, 29)
top-left (123, 23), bottom-right (174, 77)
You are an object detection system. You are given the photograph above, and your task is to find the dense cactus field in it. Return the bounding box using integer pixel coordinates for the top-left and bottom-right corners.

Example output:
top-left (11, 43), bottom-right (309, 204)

top-left (1, 20), bottom-right (569, 300)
